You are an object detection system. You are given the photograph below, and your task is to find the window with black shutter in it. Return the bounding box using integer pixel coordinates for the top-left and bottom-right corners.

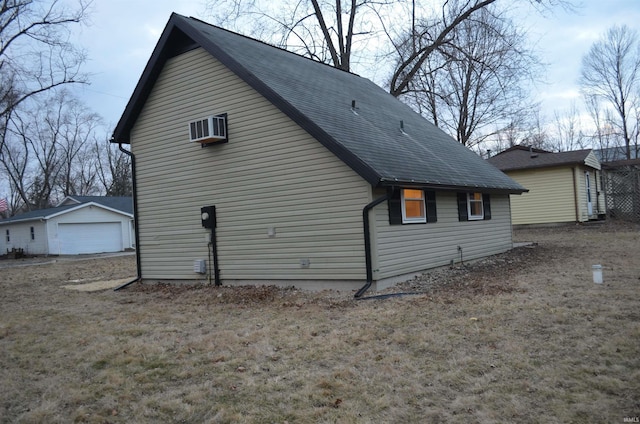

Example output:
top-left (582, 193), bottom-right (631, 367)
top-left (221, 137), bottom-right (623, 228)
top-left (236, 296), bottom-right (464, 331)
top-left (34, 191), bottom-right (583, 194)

top-left (457, 192), bottom-right (491, 221)
top-left (388, 188), bottom-right (437, 225)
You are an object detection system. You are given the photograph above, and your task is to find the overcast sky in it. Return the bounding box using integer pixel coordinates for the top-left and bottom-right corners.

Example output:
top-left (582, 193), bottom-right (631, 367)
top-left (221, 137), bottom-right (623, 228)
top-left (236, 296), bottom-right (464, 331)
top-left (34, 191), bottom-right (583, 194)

top-left (70, 0), bottom-right (640, 134)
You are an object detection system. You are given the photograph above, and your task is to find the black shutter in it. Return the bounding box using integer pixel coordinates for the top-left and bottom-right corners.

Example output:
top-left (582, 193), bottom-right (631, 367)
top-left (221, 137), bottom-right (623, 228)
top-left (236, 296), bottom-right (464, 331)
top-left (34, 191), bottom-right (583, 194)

top-left (425, 190), bottom-right (437, 223)
top-left (482, 193), bottom-right (491, 220)
top-left (388, 188), bottom-right (403, 225)
top-left (457, 193), bottom-right (468, 221)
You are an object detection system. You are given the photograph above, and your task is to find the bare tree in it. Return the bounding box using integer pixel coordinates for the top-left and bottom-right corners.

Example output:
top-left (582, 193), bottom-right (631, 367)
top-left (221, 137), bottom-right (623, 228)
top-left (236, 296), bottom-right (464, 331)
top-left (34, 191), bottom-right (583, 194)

top-left (204, 0), bottom-right (568, 90)
top-left (398, 5), bottom-right (539, 148)
top-left (548, 103), bottom-right (587, 152)
top-left (0, 0), bottom-right (89, 212)
top-left (580, 25), bottom-right (640, 160)
top-left (0, 0), bottom-right (88, 133)
top-left (486, 106), bottom-right (548, 154)
top-left (389, 0), bottom-right (498, 97)
top-left (52, 92), bottom-right (102, 197)
top-left (96, 140), bottom-right (132, 196)
top-left (0, 91), bottom-right (104, 211)
top-left (204, 0), bottom-right (388, 72)
top-left (520, 108), bottom-right (549, 150)
top-left (0, 124), bottom-right (30, 211)
top-left (5, 107), bottom-right (64, 209)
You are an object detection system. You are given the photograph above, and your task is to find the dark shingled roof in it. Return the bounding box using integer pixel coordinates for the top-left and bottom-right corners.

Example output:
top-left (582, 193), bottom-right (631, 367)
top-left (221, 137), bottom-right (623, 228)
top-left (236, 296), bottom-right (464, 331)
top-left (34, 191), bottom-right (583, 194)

top-left (64, 196), bottom-right (134, 215)
top-left (0, 197), bottom-right (133, 224)
top-left (0, 204), bottom-right (78, 224)
top-left (487, 146), bottom-right (596, 172)
top-left (594, 146), bottom-right (639, 163)
top-left (112, 13), bottom-right (525, 194)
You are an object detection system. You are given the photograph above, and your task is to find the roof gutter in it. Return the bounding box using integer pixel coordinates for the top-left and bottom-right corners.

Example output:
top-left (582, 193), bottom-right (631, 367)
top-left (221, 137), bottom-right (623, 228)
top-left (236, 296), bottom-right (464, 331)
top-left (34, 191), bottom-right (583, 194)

top-left (114, 143), bottom-right (142, 291)
top-left (377, 179), bottom-right (527, 194)
top-left (354, 192), bottom-right (390, 298)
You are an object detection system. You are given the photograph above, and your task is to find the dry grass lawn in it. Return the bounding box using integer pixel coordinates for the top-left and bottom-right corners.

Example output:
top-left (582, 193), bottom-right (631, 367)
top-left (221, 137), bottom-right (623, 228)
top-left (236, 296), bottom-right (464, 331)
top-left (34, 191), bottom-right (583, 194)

top-left (0, 222), bottom-right (639, 423)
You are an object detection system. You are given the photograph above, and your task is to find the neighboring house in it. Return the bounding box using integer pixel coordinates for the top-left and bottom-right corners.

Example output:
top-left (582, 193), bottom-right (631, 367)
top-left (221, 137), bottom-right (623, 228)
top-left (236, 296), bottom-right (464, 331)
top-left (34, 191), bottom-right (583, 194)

top-left (110, 13), bottom-right (525, 294)
top-left (487, 146), bottom-right (606, 225)
top-left (0, 196), bottom-right (134, 255)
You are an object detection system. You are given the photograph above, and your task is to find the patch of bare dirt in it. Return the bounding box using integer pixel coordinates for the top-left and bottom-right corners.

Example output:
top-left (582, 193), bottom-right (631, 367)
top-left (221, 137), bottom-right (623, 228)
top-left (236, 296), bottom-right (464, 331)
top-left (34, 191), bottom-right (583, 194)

top-left (388, 243), bottom-right (547, 298)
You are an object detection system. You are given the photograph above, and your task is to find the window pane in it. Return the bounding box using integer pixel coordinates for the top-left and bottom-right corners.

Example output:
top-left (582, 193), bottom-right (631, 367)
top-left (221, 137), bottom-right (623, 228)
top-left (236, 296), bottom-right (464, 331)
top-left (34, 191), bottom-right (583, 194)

top-left (470, 201), bottom-right (483, 216)
top-left (405, 199), bottom-right (425, 218)
top-left (404, 189), bottom-right (424, 200)
top-left (468, 192), bottom-right (484, 219)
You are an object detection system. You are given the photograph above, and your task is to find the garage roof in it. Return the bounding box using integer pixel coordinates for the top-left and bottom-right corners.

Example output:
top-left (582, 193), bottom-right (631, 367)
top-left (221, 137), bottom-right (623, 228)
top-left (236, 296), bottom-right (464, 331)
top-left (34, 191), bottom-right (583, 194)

top-left (487, 145), bottom-right (600, 171)
top-left (58, 196), bottom-right (134, 214)
top-left (0, 197), bottom-right (133, 225)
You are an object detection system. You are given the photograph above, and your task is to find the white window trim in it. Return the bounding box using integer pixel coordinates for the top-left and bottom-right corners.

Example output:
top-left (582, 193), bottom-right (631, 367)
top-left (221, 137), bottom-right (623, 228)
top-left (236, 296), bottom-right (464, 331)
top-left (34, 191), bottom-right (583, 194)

top-left (467, 193), bottom-right (484, 220)
top-left (401, 189), bottom-right (426, 224)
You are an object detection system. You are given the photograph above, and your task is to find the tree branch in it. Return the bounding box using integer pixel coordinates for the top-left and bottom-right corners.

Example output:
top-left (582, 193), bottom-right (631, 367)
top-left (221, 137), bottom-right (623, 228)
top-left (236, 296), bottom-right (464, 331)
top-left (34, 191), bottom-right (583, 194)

top-left (389, 0), bottom-right (497, 97)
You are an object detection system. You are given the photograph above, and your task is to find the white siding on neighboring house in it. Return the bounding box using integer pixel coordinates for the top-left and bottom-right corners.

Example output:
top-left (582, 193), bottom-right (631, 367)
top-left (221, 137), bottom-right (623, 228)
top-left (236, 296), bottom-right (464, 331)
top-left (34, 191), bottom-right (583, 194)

top-left (576, 167), bottom-right (606, 220)
top-left (0, 221), bottom-right (48, 255)
top-left (131, 47), bottom-right (371, 284)
top-left (371, 190), bottom-right (513, 283)
top-left (48, 206), bottom-right (133, 255)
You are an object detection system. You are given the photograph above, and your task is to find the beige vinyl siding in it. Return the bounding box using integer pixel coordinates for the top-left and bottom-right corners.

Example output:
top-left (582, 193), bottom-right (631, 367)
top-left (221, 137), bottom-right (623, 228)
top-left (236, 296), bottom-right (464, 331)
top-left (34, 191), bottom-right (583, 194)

top-left (507, 165), bottom-right (604, 225)
top-left (372, 190), bottom-right (513, 280)
top-left (584, 151), bottom-right (602, 170)
top-left (506, 167), bottom-right (578, 225)
top-left (131, 48), bottom-right (370, 282)
top-left (574, 167), bottom-right (586, 221)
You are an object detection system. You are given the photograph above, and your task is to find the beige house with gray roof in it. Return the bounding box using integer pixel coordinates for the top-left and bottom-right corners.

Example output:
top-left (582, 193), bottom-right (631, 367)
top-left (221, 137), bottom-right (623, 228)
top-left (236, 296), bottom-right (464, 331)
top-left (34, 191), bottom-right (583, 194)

top-left (487, 146), bottom-right (606, 225)
top-left (111, 14), bottom-right (526, 296)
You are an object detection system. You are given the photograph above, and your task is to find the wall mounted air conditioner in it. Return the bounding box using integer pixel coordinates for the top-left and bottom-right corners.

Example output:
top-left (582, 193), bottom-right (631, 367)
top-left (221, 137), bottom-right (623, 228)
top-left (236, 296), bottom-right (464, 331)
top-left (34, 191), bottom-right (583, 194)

top-left (189, 114), bottom-right (228, 144)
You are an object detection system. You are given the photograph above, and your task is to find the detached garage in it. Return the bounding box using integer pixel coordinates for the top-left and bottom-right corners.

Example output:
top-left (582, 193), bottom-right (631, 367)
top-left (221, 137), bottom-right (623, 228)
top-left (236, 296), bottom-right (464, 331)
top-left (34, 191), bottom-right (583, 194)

top-left (0, 196), bottom-right (134, 256)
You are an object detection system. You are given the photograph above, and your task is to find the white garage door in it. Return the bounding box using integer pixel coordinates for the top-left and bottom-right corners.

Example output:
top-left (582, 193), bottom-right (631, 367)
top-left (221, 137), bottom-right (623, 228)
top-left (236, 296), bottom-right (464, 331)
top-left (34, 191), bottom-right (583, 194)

top-left (57, 222), bottom-right (122, 254)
